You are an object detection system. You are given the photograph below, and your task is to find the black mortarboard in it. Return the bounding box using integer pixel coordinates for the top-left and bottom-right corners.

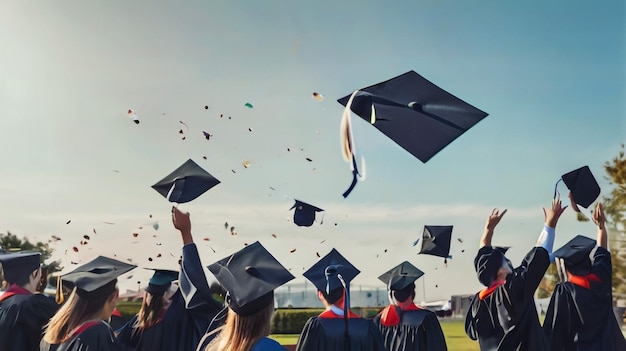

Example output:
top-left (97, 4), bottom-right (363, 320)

top-left (559, 166), bottom-right (600, 209)
top-left (152, 159), bottom-right (220, 203)
top-left (338, 71), bottom-right (488, 163)
top-left (0, 252), bottom-right (41, 284)
top-left (58, 256), bottom-right (136, 303)
top-left (417, 225), bottom-right (453, 259)
top-left (378, 261), bottom-right (424, 291)
top-left (553, 235), bottom-right (596, 276)
top-left (303, 248), bottom-right (360, 294)
top-left (474, 246), bottom-right (510, 286)
top-left (145, 269), bottom-right (178, 295)
top-left (208, 241), bottom-right (294, 316)
top-left (289, 200), bottom-right (324, 227)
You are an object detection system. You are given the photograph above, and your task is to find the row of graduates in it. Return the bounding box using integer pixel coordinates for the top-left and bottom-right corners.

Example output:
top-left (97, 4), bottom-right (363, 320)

top-left (1, 199), bottom-right (625, 351)
top-left (465, 197), bottom-right (626, 350)
top-left (0, 206), bottom-right (446, 351)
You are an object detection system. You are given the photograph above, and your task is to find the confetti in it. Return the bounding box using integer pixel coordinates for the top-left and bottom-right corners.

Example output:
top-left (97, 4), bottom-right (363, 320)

top-left (202, 156), bottom-right (207, 160)
top-left (287, 148), bottom-right (291, 152)
top-left (316, 252), bottom-right (320, 257)
top-left (156, 242), bottom-right (162, 246)
top-left (156, 253), bottom-right (162, 258)
top-left (271, 234), bottom-right (277, 238)
top-left (149, 214), bottom-right (152, 218)
top-left (269, 187), bottom-right (275, 191)
top-left (210, 247), bottom-right (215, 253)
top-left (204, 105), bottom-right (209, 110)
top-left (127, 109), bottom-right (139, 124)
top-left (248, 128), bottom-right (252, 132)
top-left (461, 249), bottom-right (465, 253)
top-left (203, 237), bottom-right (210, 241)
top-left (457, 238), bottom-right (463, 243)
top-left (152, 222), bottom-right (159, 230)
top-left (224, 222), bottom-right (229, 229)
top-left (384, 249), bottom-right (388, 253)
top-left (202, 131), bottom-right (212, 140)
top-left (179, 121), bottom-right (189, 140)
top-left (93, 228), bottom-right (97, 234)
top-left (103, 222), bottom-right (115, 225)
top-left (245, 102), bottom-right (253, 108)
top-left (242, 161), bottom-right (251, 168)
top-left (312, 92), bottom-right (324, 101)
top-left (66, 220), bottom-right (71, 224)
top-left (133, 233), bottom-right (139, 238)
top-left (231, 169), bottom-right (236, 173)
top-left (148, 257), bottom-right (153, 262)
top-left (320, 239), bottom-right (326, 244)
top-left (290, 248), bottom-right (296, 253)
top-left (305, 157), bottom-right (313, 162)
top-left (83, 235), bottom-right (90, 240)
top-left (72, 247), bottom-right (78, 252)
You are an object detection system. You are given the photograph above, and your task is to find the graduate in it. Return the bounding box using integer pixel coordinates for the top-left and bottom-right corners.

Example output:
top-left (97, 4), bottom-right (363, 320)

top-left (197, 241), bottom-right (295, 351)
top-left (465, 200), bottom-right (566, 351)
top-left (40, 256), bottom-right (136, 351)
top-left (0, 251), bottom-right (59, 351)
top-left (116, 206), bottom-right (224, 350)
top-left (373, 261), bottom-right (447, 351)
top-left (543, 202), bottom-right (626, 350)
top-left (296, 249), bottom-right (385, 351)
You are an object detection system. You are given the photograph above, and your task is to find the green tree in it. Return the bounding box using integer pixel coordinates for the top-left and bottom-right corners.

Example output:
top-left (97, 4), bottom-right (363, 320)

top-left (0, 231), bottom-right (61, 292)
top-left (602, 144), bottom-right (626, 300)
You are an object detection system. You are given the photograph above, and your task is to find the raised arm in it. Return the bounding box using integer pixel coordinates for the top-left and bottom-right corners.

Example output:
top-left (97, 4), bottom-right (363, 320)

top-left (536, 199), bottom-right (567, 261)
top-left (480, 208), bottom-right (507, 248)
top-left (592, 202), bottom-right (607, 249)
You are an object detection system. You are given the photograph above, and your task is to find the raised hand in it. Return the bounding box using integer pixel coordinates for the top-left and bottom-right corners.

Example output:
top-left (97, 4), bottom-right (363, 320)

top-left (485, 208), bottom-right (508, 231)
top-left (543, 199), bottom-right (568, 228)
top-left (592, 202), bottom-right (605, 230)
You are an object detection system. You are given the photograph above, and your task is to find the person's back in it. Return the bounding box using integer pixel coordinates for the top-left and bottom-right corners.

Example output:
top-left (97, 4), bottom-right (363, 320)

top-left (299, 315), bottom-right (383, 351)
top-left (0, 251), bottom-right (58, 351)
top-left (543, 204), bottom-right (626, 351)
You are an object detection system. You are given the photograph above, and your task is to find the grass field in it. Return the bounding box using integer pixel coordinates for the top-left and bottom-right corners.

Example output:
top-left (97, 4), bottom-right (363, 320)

top-left (270, 319), bottom-right (479, 351)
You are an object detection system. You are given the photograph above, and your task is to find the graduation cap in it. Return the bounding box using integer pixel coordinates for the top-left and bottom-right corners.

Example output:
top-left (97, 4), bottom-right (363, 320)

top-left (474, 246), bottom-right (510, 286)
top-left (207, 241), bottom-right (294, 317)
top-left (378, 261), bottom-right (424, 291)
top-left (553, 235), bottom-right (596, 276)
top-left (57, 256), bottom-right (136, 303)
top-left (337, 71), bottom-right (488, 196)
top-left (152, 159), bottom-right (220, 203)
top-left (289, 200), bottom-right (324, 227)
top-left (145, 269), bottom-right (178, 295)
top-left (417, 225), bottom-right (453, 261)
top-left (555, 166), bottom-right (600, 209)
top-left (0, 251), bottom-right (41, 284)
top-left (303, 248), bottom-right (360, 295)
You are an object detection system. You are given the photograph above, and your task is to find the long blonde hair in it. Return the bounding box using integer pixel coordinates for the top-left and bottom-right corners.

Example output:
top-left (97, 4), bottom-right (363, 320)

top-left (135, 291), bottom-right (167, 328)
top-left (205, 302), bottom-right (274, 351)
top-left (43, 286), bottom-right (117, 344)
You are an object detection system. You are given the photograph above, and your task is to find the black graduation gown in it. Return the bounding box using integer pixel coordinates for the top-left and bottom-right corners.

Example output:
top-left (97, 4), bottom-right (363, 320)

top-left (465, 246), bottom-right (549, 351)
top-left (296, 312), bottom-right (386, 351)
top-left (0, 289), bottom-right (59, 351)
top-left (373, 307), bottom-right (447, 351)
top-left (116, 243), bottom-right (224, 351)
top-left (40, 320), bottom-right (125, 351)
top-left (543, 247), bottom-right (626, 350)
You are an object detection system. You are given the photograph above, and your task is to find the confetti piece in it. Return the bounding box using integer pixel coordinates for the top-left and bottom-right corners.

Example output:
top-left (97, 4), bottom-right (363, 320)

top-left (103, 222), bottom-right (115, 225)
top-left (287, 148), bottom-right (291, 152)
top-left (148, 257), bottom-right (153, 262)
top-left (320, 239), bottom-right (326, 244)
top-left (203, 131), bottom-right (212, 140)
top-left (230, 226), bottom-right (235, 233)
top-left (248, 128), bottom-right (252, 132)
top-left (66, 220), bottom-right (71, 224)
top-left (224, 222), bottom-right (229, 229)
top-left (412, 239), bottom-right (420, 246)
top-left (71, 261), bottom-right (79, 265)
top-left (269, 187), bottom-right (275, 191)
top-left (83, 235), bottom-right (90, 240)
top-left (128, 109), bottom-right (140, 124)
top-left (72, 247), bottom-right (78, 252)
top-left (231, 169), bottom-right (236, 173)
top-left (271, 234), bottom-right (277, 238)
top-left (156, 242), bottom-right (162, 246)
top-left (149, 214), bottom-right (152, 218)
top-left (461, 249), bottom-right (465, 253)
top-left (242, 161), bottom-right (251, 168)
top-left (204, 105), bottom-right (209, 110)
top-left (156, 253), bottom-right (162, 258)
top-left (202, 156), bottom-right (207, 160)
top-left (126, 275), bottom-right (133, 279)
top-left (312, 92), bottom-right (324, 101)
top-left (384, 249), bottom-right (388, 253)
top-left (210, 247), bottom-right (215, 253)
top-left (203, 237), bottom-right (210, 241)
top-left (138, 226), bottom-right (143, 230)
top-left (457, 238), bottom-right (463, 243)
top-left (305, 157), bottom-right (313, 162)
top-left (290, 248), bottom-right (296, 253)
top-left (133, 233), bottom-right (139, 238)
top-left (316, 252), bottom-right (320, 257)
top-left (93, 228), bottom-right (97, 234)
top-left (245, 103), bottom-right (253, 108)
top-left (127, 258), bottom-right (133, 263)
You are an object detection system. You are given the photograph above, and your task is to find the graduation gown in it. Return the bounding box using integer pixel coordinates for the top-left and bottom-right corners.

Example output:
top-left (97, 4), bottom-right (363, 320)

top-left (373, 305), bottom-right (447, 351)
top-left (465, 247), bottom-right (549, 351)
top-left (0, 285), bottom-right (59, 351)
top-left (116, 243), bottom-right (224, 351)
top-left (40, 320), bottom-right (124, 351)
top-left (295, 310), bottom-right (386, 351)
top-left (543, 247), bottom-right (626, 350)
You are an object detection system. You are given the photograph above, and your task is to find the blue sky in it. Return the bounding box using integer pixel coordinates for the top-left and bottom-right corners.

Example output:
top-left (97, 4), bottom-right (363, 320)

top-left (0, 1), bottom-right (624, 301)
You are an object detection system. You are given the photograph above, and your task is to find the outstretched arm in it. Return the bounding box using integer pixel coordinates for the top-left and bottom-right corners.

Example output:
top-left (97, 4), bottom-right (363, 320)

top-left (480, 208), bottom-right (507, 248)
top-left (537, 199), bottom-right (567, 261)
top-left (593, 202), bottom-right (607, 249)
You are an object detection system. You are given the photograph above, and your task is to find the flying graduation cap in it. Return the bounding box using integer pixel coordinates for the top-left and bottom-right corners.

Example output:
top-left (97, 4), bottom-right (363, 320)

top-left (416, 225), bottom-right (453, 263)
top-left (208, 241), bottom-right (294, 316)
top-left (152, 159), bottom-right (220, 203)
top-left (554, 166), bottom-right (600, 213)
top-left (289, 200), bottom-right (324, 227)
top-left (337, 71), bottom-right (488, 197)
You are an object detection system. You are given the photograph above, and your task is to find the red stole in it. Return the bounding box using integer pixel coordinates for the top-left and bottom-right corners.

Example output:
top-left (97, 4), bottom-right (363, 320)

top-left (318, 295), bottom-right (360, 319)
top-left (380, 303), bottom-right (421, 327)
top-left (569, 273), bottom-right (601, 290)
top-left (479, 281), bottom-right (505, 300)
top-left (0, 285), bottom-right (31, 303)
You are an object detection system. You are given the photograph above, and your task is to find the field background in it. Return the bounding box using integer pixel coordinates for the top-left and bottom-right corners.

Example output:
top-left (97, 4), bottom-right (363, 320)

top-left (270, 319), bottom-right (478, 351)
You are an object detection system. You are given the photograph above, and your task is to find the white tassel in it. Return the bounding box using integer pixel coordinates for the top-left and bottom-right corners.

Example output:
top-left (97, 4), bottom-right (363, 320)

top-left (370, 104), bottom-right (376, 124)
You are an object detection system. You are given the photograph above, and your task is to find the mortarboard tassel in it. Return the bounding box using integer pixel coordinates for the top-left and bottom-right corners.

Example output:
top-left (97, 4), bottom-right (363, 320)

top-left (56, 275), bottom-right (64, 304)
top-left (337, 273), bottom-right (351, 351)
top-left (340, 91), bottom-right (366, 198)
